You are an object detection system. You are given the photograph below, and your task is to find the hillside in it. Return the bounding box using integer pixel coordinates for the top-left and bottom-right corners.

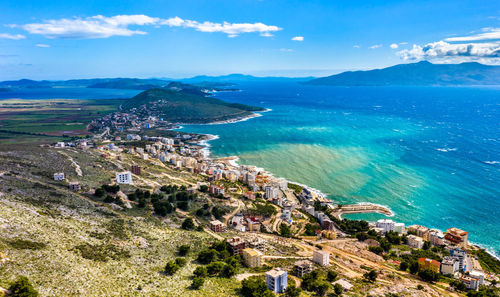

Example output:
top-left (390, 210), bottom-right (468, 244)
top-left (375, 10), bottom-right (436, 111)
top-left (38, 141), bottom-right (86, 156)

top-left (122, 88), bottom-right (265, 123)
top-left (307, 61), bottom-right (500, 86)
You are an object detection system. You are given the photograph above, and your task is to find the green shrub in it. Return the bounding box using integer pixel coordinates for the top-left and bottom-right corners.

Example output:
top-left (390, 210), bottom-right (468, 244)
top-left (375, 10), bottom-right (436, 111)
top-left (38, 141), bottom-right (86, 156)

top-left (9, 276), bottom-right (38, 297)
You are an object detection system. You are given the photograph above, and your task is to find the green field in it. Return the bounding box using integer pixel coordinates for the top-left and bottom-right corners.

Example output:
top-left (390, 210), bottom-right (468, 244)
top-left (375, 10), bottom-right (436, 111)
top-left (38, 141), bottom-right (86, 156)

top-left (0, 99), bottom-right (121, 144)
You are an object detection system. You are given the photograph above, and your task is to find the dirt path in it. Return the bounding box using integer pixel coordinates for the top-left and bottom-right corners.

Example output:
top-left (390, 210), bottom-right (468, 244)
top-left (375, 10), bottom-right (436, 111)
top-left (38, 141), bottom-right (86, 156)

top-left (58, 151), bottom-right (83, 177)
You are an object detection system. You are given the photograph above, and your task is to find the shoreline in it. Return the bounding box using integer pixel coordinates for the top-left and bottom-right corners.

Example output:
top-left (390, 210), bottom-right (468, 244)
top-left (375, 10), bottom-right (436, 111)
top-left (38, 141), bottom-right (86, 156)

top-left (184, 109), bottom-right (500, 261)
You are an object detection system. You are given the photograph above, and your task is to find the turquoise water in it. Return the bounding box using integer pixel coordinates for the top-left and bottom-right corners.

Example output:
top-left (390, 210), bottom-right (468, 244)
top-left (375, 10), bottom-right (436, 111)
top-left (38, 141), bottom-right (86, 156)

top-left (178, 82), bottom-right (500, 255)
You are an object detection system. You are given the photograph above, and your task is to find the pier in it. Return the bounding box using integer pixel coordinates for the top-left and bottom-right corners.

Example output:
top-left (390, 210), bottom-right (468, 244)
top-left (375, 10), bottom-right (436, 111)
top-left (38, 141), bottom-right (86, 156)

top-left (331, 204), bottom-right (393, 219)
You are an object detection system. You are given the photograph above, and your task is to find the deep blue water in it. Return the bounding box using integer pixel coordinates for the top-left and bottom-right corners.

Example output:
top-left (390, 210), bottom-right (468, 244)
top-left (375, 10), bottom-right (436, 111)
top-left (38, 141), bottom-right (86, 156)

top-left (179, 82), bottom-right (500, 255)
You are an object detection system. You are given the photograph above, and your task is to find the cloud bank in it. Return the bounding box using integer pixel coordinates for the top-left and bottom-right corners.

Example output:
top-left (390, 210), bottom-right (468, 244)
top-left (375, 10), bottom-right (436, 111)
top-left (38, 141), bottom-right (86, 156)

top-left (291, 36), bottom-right (304, 41)
top-left (398, 27), bottom-right (500, 64)
top-left (19, 14), bottom-right (282, 39)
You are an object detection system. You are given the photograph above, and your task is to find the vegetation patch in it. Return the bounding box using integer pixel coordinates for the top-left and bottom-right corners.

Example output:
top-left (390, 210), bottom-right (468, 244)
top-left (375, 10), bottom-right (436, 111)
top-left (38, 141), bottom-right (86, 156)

top-left (72, 243), bottom-right (131, 262)
top-left (7, 239), bottom-right (47, 250)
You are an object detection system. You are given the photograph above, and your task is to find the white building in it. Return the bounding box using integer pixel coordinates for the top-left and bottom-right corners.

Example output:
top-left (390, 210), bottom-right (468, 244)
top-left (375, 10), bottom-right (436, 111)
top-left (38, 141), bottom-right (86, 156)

top-left (54, 172), bottom-right (65, 181)
top-left (394, 223), bottom-right (405, 234)
top-left (376, 219), bottom-right (395, 233)
top-left (116, 171), bottom-right (133, 184)
top-left (407, 234), bottom-right (424, 249)
top-left (265, 268), bottom-right (287, 293)
top-left (440, 256), bottom-right (459, 275)
top-left (451, 249), bottom-right (472, 272)
top-left (265, 186), bottom-right (279, 200)
top-left (312, 249), bottom-right (330, 266)
top-left (470, 270), bottom-right (485, 285)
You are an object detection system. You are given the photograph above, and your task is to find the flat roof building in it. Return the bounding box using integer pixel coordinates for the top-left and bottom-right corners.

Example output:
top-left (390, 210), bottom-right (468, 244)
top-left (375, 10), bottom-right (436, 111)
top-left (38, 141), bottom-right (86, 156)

top-left (242, 248), bottom-right (263, 268)
top-left (294, 260), bottom-right (313, 277)
top-left (313, 249), bottom-right (330, 266)
top-left (265, 268), bottom-right (287, 293)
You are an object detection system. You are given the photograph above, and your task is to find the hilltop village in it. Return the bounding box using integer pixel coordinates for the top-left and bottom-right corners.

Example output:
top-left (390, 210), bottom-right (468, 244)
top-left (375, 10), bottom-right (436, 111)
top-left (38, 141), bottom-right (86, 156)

top-left (11, 128), bottom-right (494, 297)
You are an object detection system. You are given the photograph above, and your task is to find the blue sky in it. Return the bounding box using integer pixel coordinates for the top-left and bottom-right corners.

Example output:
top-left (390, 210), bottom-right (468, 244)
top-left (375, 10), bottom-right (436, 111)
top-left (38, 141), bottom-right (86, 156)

top-left (1, 0), bottom-right (500, 79)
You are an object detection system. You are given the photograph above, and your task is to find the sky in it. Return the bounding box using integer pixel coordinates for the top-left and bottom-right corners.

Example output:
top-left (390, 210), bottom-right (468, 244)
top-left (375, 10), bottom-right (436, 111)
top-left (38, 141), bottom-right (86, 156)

top-left (1, 0), bottom-right (500, 80)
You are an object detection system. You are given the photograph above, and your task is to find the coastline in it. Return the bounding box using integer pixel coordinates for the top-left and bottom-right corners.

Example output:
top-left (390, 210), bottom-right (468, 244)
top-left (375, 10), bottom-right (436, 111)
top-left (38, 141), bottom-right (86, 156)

top-left (185, 109), bottom-right (500, 262)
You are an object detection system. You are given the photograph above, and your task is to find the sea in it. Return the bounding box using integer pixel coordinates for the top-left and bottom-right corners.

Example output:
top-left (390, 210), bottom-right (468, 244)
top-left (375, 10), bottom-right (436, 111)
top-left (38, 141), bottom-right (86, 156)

top-left (2, 83), bottom-right (499, 256)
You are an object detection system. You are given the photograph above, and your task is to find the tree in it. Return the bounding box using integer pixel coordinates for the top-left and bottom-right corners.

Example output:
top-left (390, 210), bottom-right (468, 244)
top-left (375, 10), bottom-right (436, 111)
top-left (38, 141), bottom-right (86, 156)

top-left (104, 195), bottom-right (114, 203)
top-left (368, 246), bottom-right (384, 255)
top-left (409, 261), bottom-right (419, 274)
top-left (418, 269), bottom-right (439, 283)
top-left (191, 277), bottom-right (204, 290)
top-left (197, 249), bottom-right (218, 264)
top-left (193, 266), bottom-right (208, 278)
top-left (199, 185), bottom-right (208, 193)
top-left (399, 261), bottom-right (409, 271)
top-left (181, 218), bottom-right (195, 230)
top-left (221, 264), bottom-right (236, 278)
top-left (178, 244), bottom-right (190, 256)
top-left (94, 188), bottom-right (105, 197)
top-left (450, 280), bottom-right (467, 292)
top-left (164, 260), bottom-right (180, 275)
top-left (356, 232), bottom-right (369, 241)
top-left (207, 261), bottom-right (225, 276)
top-left (363, 270), bottom-right (378, 282)
top-left (327, 270), bottom-right (338, 282)
top-left (280, 223), bottom-right (292, 238)
top-left (316, 281), bottom-right (330, 296)
top-left (423, 241), bottom-right (431, 250)
top-left (241, 276), bottom-right (272, 297)
top-left (333, 283), bottom-right (343, 296)
top-left (9, 276), bottom-right (38, 297)
top-left (175, 258), bottom-right (187, 267)
top-left (285, 284), bottom-right (302, 297)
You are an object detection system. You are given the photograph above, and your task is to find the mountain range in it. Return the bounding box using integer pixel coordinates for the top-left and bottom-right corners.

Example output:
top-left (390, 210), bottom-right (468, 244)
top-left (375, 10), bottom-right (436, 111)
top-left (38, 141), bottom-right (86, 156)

top-left (306, 61), bottom-right (500, 86)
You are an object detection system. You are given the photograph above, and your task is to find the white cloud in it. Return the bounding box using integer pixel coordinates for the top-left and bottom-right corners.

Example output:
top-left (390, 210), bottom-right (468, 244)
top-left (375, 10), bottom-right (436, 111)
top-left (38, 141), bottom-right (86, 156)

top-left (353, 45), bottom-right (360, 48)
top-left (35, 43), bottom-right (50, 47)
top-left (399, 42), bottom-right (408, 45)
top-left (160, 16), bottom-right (281, 37)
top-left (0, 33), bottom-right (25, 40)
top-left (398, 41), bottom-right (500, 62)
top-left (390, 43), bottom-right (399, 49)
top-left (21, 15), bottom-right (281, 39)
top-left (23, 15), bottom-right (158, 39)
top-left (369, 44), bottom-right (382, 49)
top-left (279, 48), bottom-right (293, 52)
top-left (445, 28), bottom-right (500, 42)
top-left (291, 36), bottom-right (304, 41)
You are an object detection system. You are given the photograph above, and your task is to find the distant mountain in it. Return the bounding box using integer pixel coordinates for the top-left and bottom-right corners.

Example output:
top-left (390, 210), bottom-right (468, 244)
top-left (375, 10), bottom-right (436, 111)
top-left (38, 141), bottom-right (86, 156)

top-left (123, 87), bottom-right (265, 124)
top-left (87, 78), bottom-right (171, 90)
top-left (182, 74), bottom-right (315, 84)
top-left (306, 61), bottom-right (500, 86)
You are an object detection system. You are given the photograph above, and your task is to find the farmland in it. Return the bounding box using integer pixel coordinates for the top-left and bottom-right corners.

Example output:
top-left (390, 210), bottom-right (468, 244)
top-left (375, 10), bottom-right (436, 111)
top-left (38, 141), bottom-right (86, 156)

top-left (0, 99), bottom-right (121, 144)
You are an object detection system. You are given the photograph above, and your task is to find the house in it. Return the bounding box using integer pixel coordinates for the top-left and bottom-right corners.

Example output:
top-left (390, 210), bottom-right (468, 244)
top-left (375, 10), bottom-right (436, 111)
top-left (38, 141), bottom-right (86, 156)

top-left (242, 248), bottom-right (263, 267)
top-left (445, 227), bottom-right (468, 249)
top-left (227, 237), bottom-right (247, 255)
top-left (265, 268), bottom-right (287, 293)
top-left (282, 208), bottom-right (292, 220)
top-left (460, 275), bottom-right (480, 290)
top-left (294, 260), bottom-right (313, 277)
top-left (450, 249), bottom-right (472, 272)
top-left (322, 230), bottom-right (337, 239)
top-left (313, 249), bottom-right (330, 266)
top-left (376, 219), bottom-right (395, 233)
top-left (68, 182), bottom-right (81, 191)
top-left (116, 171), bottom-right (133, 184)
top-left (429, 229), bottom-right (445, 246)
top-left (408, 225), bottom-right (430, 240)
top-left (210, 220), bottom-right (226, 233)
top-left (440, 256), bottom-right (459, 275)
top-left (54, 172), bottom-right (65, 181)
top-left (407, 234), bottom-right (424, 249)
top-left (131, 165), bottom-right (141, 175)
top-left (246, 217), bottom-right (261, 232)
top-left (332, 279), bottom-right (353, 291)
top-left (470, 270), bottom-right (485, 285)
top-left (418, 258), bottom-right (440, 273)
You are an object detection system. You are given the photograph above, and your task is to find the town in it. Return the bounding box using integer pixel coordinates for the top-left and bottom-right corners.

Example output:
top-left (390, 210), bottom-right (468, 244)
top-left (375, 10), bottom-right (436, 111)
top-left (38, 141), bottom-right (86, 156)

top-left (42, 129), bottom-right (500, 296)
